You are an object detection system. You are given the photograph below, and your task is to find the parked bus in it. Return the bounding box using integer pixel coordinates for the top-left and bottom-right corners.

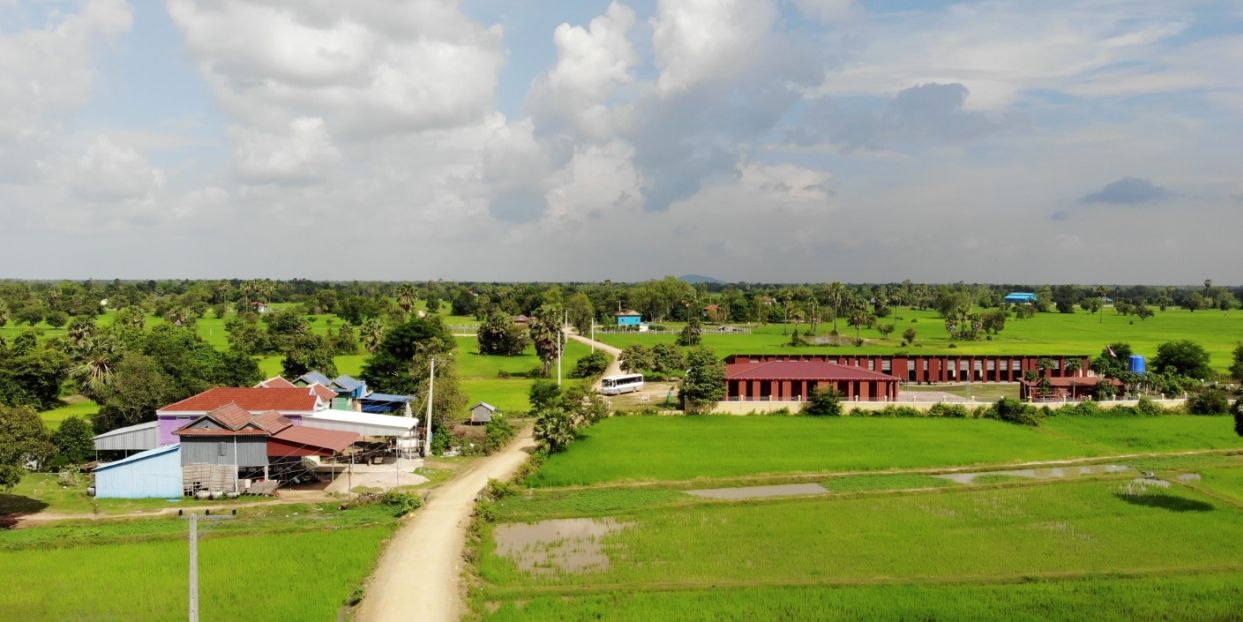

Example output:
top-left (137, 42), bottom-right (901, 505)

top-left (600, 373), bottom-right (645, 395)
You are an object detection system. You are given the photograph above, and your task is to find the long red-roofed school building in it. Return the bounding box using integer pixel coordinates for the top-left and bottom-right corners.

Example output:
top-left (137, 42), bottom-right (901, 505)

top-left (725, 357), bottom-right (901, 401)
top-left (726, 353), bottom-right (1093, 385)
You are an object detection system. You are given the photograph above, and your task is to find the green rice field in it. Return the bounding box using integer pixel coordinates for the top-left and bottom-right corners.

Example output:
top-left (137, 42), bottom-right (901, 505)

top-left (526, 414), bottom-right (1240, 487)
top-left (471, 413), bottom-right (1243, 620)
top-left (0, 503), bottom-right (398, 622)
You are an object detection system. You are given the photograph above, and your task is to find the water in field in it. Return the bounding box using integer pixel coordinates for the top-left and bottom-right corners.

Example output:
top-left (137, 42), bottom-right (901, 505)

top-left (494, 518), bottom-right (629, 574)
top-left (937, 464), bottom-right (1131, 485)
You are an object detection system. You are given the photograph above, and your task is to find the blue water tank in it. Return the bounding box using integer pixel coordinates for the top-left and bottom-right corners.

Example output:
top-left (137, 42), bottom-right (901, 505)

top-left (1128, 355), bottom-right (1146, 374)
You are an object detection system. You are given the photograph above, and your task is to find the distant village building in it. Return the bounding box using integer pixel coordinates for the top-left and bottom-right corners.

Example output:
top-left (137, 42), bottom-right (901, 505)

top-left (614, 309), bottom-right (642, 327)
top-left (1003, 292), bottom-right (1038, 304)
top-left (469, 402), bottom-right (497, 425)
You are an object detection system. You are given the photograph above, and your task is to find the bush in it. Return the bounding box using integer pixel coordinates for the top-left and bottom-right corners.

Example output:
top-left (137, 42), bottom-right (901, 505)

top-left (482, 415), bottom-right (516, 454)
top-left (486, 478), bottom-right (520, 499)
top-left (1136, 397), bottom-right (1166, 417)
top-left (380, 491), bottom-right (424, 517)
top-left (803, 386), bottom-right (842, 417)
top-left (927, 403), bottom-right (969, 418)
top-left (1187, 385), bottom-right (1231, 415)
top-left (992, 397), bottom-right (1042, 426)
top-left (569, 350), bottom-right (609, 379)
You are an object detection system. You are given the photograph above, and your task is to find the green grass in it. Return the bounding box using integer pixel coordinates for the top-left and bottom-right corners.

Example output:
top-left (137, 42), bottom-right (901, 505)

top-left (597, 307), bottom-right (1243, 374)
top-left (482, 572), bottom-right (1243, 621)
top-left (1040, 414), bottom-right (1240, 454)
top-left (454, 336), bottom-right (600, 415)
top-left (37, 398), bottom-right (99, 430)
top-left (0, 473), bottom-right (284, 518)
top-left (479, 481), bottom-right (1243, 590)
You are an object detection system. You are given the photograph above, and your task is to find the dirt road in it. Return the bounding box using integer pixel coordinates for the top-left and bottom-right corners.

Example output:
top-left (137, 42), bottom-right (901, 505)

top-left (567, 332), bottom-right (622, 390)
top-left (354, 426), bottom-right (536, 622)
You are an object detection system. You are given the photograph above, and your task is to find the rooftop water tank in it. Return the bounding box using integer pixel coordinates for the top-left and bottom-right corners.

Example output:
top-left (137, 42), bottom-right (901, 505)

top-left (1128, 355), bottom-right (1146, 374)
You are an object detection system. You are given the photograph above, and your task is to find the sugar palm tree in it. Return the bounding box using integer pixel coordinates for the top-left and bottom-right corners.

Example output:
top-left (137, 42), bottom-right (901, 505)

top-left (361, 317), bottom-right (387, 354)
top-left (396, 283), bottom-right (418, 315)
top-left (826, 282), bottom-right (845, 334)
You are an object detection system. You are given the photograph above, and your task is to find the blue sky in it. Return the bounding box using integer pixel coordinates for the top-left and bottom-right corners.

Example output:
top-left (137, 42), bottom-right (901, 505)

top-left (1, 0), bottom-right (1241, 283)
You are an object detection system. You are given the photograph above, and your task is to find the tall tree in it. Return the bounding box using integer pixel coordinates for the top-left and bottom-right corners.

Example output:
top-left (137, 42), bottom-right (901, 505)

top-left (477, 309), bottom-right (527, 356)
top-left (360, 315), bottom-right (454, 395)
top-left (679, 347), bottom-right (725, 413)
top-left (527, 304), bottom-right (562, 378)
top-left (0, 405), bottom-right (54, 489)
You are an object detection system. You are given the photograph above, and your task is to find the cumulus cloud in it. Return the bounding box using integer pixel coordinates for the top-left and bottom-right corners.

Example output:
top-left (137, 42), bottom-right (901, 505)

top-left (1081, 177), bottom-right (1171, 204)
top-left (231, 117), bottom-right (340, 185)
top-left (70, 136), bottom-right (166, 202)
top-left (791, 0), bottom-right (861, 24)
top-left (167, 0), bottom-right (504, 137)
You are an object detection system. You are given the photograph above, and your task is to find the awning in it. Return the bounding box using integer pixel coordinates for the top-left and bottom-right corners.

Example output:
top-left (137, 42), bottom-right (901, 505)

top-left (268, 425), bottom-right (360, 458)
top-left (301, 409), bottom-right (418, 438)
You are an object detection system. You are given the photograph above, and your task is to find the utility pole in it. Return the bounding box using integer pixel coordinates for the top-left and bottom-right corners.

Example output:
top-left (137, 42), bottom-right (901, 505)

top-left (182, 511), bottom-right (235, 622)
top-left (425, 357), bottom-right (435, 457)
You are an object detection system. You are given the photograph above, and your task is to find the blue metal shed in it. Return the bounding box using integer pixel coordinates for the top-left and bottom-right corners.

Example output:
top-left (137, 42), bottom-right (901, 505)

top-left (1003, 292), bottom-right (1038, 303)
top-left (614, 310), bottom-right (642, 327)
top-left (94, 444), bottom-right (183, 499)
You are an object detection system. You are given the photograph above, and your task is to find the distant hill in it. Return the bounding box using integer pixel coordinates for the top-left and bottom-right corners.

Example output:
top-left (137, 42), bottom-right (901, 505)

top-left (679, 274), bottom-right (723, 285)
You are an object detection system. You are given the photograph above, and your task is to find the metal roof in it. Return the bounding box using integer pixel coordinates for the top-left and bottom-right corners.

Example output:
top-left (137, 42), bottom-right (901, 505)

top-left (94, 444), bottom-right (180, 472)
top-left (94, 421), bottom-right (160, 452)
top-left (302, 409), bottom-right (418, 437)
top-left (471, 402), bottom-right (496, 412)
top-left (332, 375), bottom-right (364, 391)
top-left (361, 392), bottom-right (415, 403)
top-left (270, 425), bottom-right (358, 453)
top-left (298, 371), bottom-right (334, 387)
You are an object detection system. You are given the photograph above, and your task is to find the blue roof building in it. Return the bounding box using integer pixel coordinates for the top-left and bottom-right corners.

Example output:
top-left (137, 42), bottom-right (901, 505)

top-left (614, 309), bottom-right (642, 327)
top-left (1004, 292), bottom-right (1038, 303)
top-left (94, 444), bottom-right (183, 499)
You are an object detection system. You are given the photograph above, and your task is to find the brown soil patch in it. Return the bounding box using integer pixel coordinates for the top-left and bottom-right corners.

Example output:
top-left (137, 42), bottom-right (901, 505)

top-left (494, 518), bottom-right (628, 575)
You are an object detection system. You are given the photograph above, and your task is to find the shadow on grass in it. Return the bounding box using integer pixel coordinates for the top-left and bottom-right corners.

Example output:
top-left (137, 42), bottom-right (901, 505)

top-left (0, 494), bottom-right (50, 528)
top-left (1114, 492), bottom-right (1214, 512)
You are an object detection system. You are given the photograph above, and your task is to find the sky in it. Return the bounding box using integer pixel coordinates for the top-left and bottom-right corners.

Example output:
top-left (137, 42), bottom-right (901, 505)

top-left (1, 0), bottom-right (1241, 284)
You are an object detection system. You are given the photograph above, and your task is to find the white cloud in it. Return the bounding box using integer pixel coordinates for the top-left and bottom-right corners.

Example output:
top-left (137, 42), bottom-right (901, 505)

top-left (167, 0), bottom-right (504, 137)
top-left (651, 0), bottom-right (779, 94)
top-left (529, 2), bottom-right (638, 139)
top-left (738, 162), bottom-right (832, 202)
top-left (791, 0), bottom-right (860, 24)
top-left (70, 136), bottom-right (166, 202)
top-left (821, 2), bottom-right (1194, 109)
top-left (231, 117), bottom-right (340, 185)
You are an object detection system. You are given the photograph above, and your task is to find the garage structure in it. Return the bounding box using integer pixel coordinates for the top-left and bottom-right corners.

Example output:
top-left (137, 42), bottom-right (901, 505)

top-left (93, 444), bottom-right (182, 499)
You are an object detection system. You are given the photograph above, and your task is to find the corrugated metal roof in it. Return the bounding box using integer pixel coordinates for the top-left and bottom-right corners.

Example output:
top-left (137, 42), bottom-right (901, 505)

top-left (302, 410), bottom-right (418, 437)
top-left (94, 444), bottom-right (180, 471)
top-left (93, 421), bottom-right (161, 452)
top-left (726, 360), bottom-right (899, 381)
top-left (271, 425), bottom-right (358, 453)
top-left (332, 375), bottom-right (364, 391)
top-left (361, 393), bottom-right (414, 403)
top-left (298, 371), bottom-right (334, 386)
top-left (472, 402), bottom-right (496, 412)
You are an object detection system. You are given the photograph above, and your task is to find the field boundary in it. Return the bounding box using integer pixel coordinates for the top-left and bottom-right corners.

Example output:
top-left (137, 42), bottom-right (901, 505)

top-left (479, 563), bottom-right (1243, 600)
top-left (531, 448), bottom-right (1243, 492)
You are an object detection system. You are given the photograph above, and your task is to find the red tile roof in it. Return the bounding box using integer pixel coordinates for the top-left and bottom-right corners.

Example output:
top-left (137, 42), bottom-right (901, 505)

top-left (307, 383), bottom-right (337, 401)
top-left (257, 376), bottom-right (297, 389)
top-left (209, 403), bottom-right (252, 429)
top-left (159, 387), bottom-right (320, 413)
top-left (726, 360), bottom-right (899, 382)
top-left (173, 405), bottom-right (295, 438)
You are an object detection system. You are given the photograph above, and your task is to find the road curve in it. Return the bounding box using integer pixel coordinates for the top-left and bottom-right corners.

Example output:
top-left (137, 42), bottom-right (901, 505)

top-left (353, 426), bottom-right (536, 622)
top-left (567, 332), bottom-right (622, 390)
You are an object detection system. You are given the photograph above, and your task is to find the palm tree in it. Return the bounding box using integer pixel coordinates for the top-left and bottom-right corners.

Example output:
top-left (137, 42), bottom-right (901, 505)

top-left (0, 301), bottom-right (9, 328)
top-left (396, 283), bottom-right (418, 315)
top-left (361, 318), bottom-right (387, 354)
top-left (826, 282), bottom-right (845, 334)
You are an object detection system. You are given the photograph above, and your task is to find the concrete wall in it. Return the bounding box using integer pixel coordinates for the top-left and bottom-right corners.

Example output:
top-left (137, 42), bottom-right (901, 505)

top-left (180, 437), bottom-right (269, 467)
top-left (712, 398), bottom-right (1187, 415)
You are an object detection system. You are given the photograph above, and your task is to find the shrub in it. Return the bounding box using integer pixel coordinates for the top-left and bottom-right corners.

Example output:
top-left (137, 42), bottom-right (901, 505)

top-left (482, 415), bottom-right (516, 454)
top-left (803, 386), bottom-right (842, 417)
top-left (1135, 397), bottom-right (1166, 417)
top-left (927, 403), bottom-right (969, 418)
top-left (992, 397), bottom-right (1042, 426)
top-left (486, 478), bottom-right (519, 499)
top-left (380, 491), bottom-right (424, 517)
top-left (1186, 385), bottom-right (1231, 415)
top-left (569, 350), bottom-right (609, 379)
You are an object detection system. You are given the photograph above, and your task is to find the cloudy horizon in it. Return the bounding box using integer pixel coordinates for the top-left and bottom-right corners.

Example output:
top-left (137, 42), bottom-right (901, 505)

top-left (1, 0), bottom-right (1240, 284)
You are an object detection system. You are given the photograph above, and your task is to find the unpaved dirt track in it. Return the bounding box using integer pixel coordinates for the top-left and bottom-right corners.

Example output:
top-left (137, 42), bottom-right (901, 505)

top-left (568, 332), bottom-right (622, 390)
top-left (354, 426), bottom-right (536, 622)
